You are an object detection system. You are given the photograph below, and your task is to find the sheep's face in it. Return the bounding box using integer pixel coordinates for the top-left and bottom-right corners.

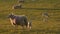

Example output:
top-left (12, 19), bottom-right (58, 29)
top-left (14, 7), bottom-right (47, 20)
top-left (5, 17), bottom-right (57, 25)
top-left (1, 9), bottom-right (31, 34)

top-left (8, 14), bottom-right (15, 19)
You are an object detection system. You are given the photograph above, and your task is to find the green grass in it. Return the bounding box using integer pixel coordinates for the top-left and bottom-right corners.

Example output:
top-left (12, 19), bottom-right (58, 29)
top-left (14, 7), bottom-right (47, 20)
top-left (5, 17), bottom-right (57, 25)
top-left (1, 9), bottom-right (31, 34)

top-left (0, 0), bottom-right (60, 34)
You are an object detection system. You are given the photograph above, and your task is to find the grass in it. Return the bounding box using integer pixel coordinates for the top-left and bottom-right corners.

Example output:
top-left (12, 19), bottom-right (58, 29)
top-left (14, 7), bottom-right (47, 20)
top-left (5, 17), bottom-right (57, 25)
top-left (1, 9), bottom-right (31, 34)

top-left (0, 0), bottom-right (60, 34)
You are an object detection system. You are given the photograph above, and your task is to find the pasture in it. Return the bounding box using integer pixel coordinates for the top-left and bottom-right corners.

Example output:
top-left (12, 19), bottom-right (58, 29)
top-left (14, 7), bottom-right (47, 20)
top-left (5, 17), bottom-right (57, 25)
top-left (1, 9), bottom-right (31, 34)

top-left (0, 0), bottom-right (60, 34)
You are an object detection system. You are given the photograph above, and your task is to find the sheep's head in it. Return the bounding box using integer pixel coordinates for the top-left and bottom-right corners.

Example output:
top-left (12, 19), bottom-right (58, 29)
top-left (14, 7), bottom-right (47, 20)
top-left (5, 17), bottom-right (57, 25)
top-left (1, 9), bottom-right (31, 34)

top-left (8, 13), bottom-right (15, 19)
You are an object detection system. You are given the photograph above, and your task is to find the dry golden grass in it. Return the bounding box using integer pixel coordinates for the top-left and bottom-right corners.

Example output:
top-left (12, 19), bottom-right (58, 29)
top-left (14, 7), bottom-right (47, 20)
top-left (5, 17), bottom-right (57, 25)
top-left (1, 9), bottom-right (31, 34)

top-left (0, 0), bottom-right (60, 34)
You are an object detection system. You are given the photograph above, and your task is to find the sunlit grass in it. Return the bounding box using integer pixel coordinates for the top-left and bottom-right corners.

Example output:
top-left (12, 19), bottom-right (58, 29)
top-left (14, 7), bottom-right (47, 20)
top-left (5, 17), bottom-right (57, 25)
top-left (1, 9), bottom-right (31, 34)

top-left (0, 0), bottom-right (60, 34)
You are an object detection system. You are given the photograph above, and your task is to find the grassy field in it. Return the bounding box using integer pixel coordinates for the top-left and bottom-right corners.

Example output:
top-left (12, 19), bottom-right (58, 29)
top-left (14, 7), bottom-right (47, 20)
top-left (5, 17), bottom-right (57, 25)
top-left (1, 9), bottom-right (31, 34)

top-left (0, 0), bottom-right (60, 34)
